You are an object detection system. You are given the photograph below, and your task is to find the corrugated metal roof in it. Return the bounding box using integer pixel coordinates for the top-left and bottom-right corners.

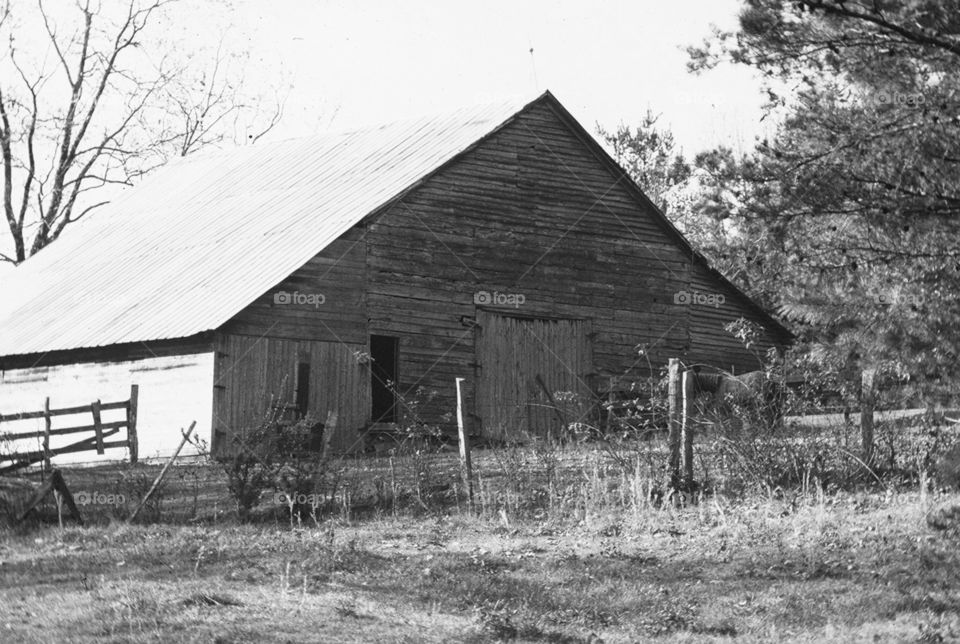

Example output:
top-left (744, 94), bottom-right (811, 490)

top-left (0, 93), bottom-right (544, 357)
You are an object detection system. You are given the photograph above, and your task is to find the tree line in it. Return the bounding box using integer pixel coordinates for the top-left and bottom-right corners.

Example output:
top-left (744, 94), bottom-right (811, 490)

top-left (605, 0), bottom-right (960, 405)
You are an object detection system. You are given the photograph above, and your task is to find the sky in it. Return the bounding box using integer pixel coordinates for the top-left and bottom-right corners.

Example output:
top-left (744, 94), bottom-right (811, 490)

top-left (221, 0), bottom-right (769, 154)
top-left (0, 0), bottom-right (769, 275)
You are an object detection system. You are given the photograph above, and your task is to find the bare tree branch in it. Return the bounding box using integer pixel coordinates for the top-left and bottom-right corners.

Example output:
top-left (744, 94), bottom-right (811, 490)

top-left (801, 0), bottom-right (960, 59)
top-left (0, 0), bottom-right (287, 263)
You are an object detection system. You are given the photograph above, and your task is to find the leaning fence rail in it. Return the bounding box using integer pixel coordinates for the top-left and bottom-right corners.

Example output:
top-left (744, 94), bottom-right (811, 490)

top-left (0, 384), bottom-right (138, 474)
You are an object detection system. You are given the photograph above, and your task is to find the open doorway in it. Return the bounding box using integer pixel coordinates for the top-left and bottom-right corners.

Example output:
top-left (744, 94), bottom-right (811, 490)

top-left (370, 335), bottom-right (399, 423)
top-left (294, 361), bottom-right (311, 417)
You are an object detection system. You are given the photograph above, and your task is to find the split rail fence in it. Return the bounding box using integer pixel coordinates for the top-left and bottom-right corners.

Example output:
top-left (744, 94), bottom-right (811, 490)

top-left (0, 384), bottom-right (138, 474)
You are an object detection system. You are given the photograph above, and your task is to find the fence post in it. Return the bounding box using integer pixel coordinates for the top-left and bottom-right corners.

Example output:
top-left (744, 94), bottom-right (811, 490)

top-left (666, 359), bottom-right (681, 487)
top-left (681, 369), bottom-right (695, 490)
top-left (128, 384), bottom-right (139, 464)
top-left (128, 421), bottom-right (196, 523)
top-left (860, 368), bottom-right (876, 465)
top-left (42, 396), bottom-right (51, 473)
top-left (456, 377), bottom-right (473, 508)
top-left (321, 409), bottom-right (337, 459)
top-left (91, 399), bottom-right (104, 455)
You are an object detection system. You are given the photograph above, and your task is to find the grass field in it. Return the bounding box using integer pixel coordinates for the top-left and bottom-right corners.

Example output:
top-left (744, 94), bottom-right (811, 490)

top-left (2, 469), bottom-right (959, 642)
top-left (2, 412), bottom-right (959, 643)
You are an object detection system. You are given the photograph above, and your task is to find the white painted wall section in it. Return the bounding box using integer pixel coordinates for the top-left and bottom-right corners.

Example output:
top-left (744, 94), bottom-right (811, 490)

top-left (0, 352), bottom-right (214, 465)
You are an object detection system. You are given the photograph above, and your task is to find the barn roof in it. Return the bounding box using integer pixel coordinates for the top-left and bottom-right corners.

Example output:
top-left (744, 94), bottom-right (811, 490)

top-left (0, 91), bottom-right (790, 358)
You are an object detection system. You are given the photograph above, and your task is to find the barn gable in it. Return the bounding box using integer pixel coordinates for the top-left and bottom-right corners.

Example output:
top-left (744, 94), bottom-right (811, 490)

top-left (211, 93), bottom-right (790, 447)
top-left (357, 94), bottom-right (788, 439)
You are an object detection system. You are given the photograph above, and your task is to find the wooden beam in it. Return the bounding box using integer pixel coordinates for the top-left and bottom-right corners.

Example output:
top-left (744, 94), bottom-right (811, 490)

top-left (0, 399), bottom-right (129, 422)
top-left (860, 369), bottom-right (876, 466)
top-left (321, 409), bottom-right (337, 459)
top-left (128, 384), bottom-right (139, 464)
top-left (128, 421), bottom-right (195, 523)
top-left (0, 429), bottom-right (123, 474)
top-left (456, 378), bottom-right (473, 508)
top-left (666, 359), bottom-right (681, 487)
top-left (1, 420), bottom-right (128, 442)
top-left (91, 400), bottom-right (104, 455)
top-left (681, 369), bottom-right (695, 490)
top-left (42, 397), bottom-right (51, 473)
top-left (49, 470), bottom-right (83, 525)
top-left (0, 410), bottom-right (49, 422)
top-left (14, 469), bottom-right (83, 526)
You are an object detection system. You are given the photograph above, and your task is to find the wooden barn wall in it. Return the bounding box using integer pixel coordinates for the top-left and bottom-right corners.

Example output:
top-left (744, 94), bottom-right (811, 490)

top-left (220, 227), bottom-right (367, 345)
top-left (366, 100), bottom-right (785, 437)
top-left (685, 262), bottom-right (784, 374)
top-left (474, 312), bottom-right (594, 441)
top-left (0, 348), bottom-right (214, 464)
top-left (212, 334), bottom-right (370, 455)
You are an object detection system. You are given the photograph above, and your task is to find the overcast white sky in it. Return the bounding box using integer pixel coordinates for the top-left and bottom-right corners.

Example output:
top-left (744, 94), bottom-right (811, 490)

top-left (221, 0), bottom-right (768, 153)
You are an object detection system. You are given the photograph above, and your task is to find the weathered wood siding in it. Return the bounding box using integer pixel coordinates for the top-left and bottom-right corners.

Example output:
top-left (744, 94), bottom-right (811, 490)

top-left (475, 312), bottom-right (594, 441)
top-left (221, 227), bottom-right (367, 345)
top-left (685, 262), bottom-right (782, 373)
top-left (212, 334), bottom-right (370, 454)
top-left (0, 352), bottom-right (214, 463)
top-left (365, 99), bottom-right (785, 438)
top-left (213, 226), bottom-right (370, 454)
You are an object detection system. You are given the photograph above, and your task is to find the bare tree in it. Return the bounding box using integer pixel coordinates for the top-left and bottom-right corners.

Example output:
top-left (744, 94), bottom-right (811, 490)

top-left (0, 0), bottom-right (283, 265)
top-left (163, 36), bottom-right (285, 157)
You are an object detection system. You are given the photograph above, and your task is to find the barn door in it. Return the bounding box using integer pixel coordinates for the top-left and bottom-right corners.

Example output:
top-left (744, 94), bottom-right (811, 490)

top-left (213, 334), bottom-right (371, 456)
top-left (475, 311), bottom-right (593, 442)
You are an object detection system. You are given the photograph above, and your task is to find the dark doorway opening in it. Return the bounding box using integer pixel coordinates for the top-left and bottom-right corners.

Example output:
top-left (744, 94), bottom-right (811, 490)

top-left (295, 361), bottom-right (311, 417)
top-left (370, 335), bottom-right (399, 423)
top-left (294, 360), bottom-right (324, 451)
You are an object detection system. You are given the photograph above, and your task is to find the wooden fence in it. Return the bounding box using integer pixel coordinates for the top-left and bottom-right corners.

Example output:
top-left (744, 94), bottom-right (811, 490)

top-left (663, 361), bottom-right (901, 489)
top-left (0, 384), bottom-right (138, 474)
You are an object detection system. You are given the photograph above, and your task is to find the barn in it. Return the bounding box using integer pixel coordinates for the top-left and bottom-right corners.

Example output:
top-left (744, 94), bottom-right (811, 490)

top-left (0, 91), bottom-right (791, 462)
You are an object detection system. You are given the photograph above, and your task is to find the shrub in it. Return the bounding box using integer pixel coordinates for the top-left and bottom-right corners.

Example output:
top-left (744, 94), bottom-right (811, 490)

top-left (221, 400), bottom-right (331, 522)
top-left (600, 346), bottom-right (671, 441)
top-left (936, 443), bottom-right (960, 490)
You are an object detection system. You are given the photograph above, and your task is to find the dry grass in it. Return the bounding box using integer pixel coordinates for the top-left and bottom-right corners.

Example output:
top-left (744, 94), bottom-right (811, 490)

top-left (1, 483), bottom-right (959, 642)
top-left (2, 416), bottom-right (958, 642)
